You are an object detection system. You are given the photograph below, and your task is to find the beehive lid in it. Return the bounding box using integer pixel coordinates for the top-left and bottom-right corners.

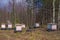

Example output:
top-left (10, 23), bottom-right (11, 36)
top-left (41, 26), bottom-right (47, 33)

top-left (15, 24), bottom-right (22, 26)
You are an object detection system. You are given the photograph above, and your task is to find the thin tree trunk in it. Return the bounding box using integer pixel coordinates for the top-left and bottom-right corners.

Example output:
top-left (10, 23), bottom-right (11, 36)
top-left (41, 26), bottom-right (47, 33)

top-left (58, 0), bottom-right (60, 30)
top-left (53, 0), bottom-right (56, 23)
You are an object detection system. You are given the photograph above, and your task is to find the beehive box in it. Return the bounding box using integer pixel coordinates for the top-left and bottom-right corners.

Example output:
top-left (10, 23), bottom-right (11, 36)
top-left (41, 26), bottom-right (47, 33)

top-left (1, 23), bottom-right (6, 30)
top-left (15, 24), bottom-right (22, 32)
top-left (47, 23), bottom-right (57, 31)
top-left (34, 23), bottom-right (40, 28)
top-left (7, 24), bottom-right (12, 29)
top-left (52, 24), bottom-right (57, 30)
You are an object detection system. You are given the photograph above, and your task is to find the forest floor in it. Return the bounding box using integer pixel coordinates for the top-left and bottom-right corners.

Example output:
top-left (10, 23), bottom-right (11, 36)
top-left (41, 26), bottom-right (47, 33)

top-left (0, 25), bottom-right (60, 40)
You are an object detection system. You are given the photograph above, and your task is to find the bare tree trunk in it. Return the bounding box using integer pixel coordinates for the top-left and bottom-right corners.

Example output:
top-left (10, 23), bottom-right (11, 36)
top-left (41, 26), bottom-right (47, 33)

top-left (53, 0), bottom-right (56, 23)
top-left (58, 0), bottom-right (60, 30)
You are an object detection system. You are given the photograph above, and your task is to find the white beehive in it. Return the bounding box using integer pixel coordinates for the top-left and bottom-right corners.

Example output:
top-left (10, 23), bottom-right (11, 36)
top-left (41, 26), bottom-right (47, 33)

top-left (8, 24), bottom-right (12, 29)
top-left (35, 23), bottom-right (40, 27)
top-left (16, 26), bottom-right (22, 31)
top-left (1, 24), bottom-right (6, 29)
top-left (15, 24), bottom-right (22, 31)
top-left (52, 24), bottom-right (57, 30)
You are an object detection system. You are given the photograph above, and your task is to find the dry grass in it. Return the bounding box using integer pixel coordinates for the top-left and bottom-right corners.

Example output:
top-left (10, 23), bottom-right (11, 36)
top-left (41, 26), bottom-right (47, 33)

top-left (0, 27), bottom-right (60, 40)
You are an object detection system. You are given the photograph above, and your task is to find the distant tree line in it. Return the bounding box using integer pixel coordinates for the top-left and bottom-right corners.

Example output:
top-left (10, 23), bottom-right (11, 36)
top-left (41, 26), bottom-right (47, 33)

top-left (0, 0), bottom-right (59, 26)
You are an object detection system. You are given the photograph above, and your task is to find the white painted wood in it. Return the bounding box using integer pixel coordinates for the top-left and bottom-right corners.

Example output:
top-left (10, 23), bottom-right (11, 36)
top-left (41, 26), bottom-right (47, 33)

top-left (16, 26), bottom-right (22, 31)
top-left (35, 23), bottom-right (40, 27)
top-left (1, 24), bottom-right (6, 28)
top-left (15, 24), bottom-right (22, 31)
top-left (8, 24), bottom-right (12, 28)
top-left (52, 24), bottom-right (57, 30)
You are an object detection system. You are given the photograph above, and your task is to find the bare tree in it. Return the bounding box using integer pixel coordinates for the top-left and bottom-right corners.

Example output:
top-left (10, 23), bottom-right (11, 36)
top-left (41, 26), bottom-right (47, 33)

top-left (53, 0), bottom-right (56, 23)
top-left (58, 0), bottom-right (60, 29)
